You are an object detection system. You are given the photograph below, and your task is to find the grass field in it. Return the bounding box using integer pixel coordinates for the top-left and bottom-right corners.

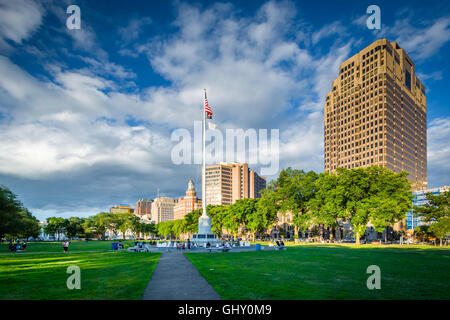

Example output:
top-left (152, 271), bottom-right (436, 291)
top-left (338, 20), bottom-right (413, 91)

top-left (0, 240), bottom-right (137, 253)
top-left (186, 244), bottom-right (450, 299)
top-left (0, 251), bottom-right (160, 299)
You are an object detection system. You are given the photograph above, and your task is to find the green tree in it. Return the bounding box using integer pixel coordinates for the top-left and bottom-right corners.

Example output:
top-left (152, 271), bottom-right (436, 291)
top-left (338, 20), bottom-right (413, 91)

top-left (44, 217), bottom-right (67, 241)
top-left (416, 191), bottom-right (450, 246)
top-left (65, 217), bottom-right (85, 239)
top-left (183, 209), bottom-right (202, 235)
top-left (0, 186), bottom-right (30, 240)
top-left (142, 222), bottom-right (157, 239)
top-left (172, 219), bottom-right (186, 239)
top-left (157, 221), bottom-right (175, 239)
top-left (14, 209), bottom-right (41, 239)
top-left (414, 225), bottom-right (431, 242)
top-left (224, 198), bottom-right (255, 239)
top-left (310, 171), bottom-right (345, 241)
top-left (87, 212), bottom-right (111, 239)
top-left (111, 212), bottom-right (137, 240)
top-left (335, 166), bottom-right (411, 244)
top-left (208, 205), bottom-right (229, 236)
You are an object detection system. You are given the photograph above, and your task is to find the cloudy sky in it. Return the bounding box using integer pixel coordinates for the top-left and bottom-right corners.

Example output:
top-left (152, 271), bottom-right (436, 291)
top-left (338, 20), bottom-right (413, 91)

top-left (0, 0), bottom-right (449, 221)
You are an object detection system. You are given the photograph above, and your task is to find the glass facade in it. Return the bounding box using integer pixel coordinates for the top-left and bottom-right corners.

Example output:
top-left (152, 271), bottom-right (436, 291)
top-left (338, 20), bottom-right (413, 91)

top-left (406, 187), bottom-right (449, 230)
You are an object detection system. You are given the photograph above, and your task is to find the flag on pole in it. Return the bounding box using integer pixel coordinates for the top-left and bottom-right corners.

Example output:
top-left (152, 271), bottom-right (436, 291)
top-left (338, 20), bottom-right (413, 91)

top-left (204, 97), bottom-right (213, 119)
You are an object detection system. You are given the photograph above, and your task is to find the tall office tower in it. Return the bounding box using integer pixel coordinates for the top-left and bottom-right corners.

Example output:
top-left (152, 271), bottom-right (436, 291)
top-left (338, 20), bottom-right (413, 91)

top-left (324, 39), bottom-right (427, 191)
top-left (151, 197), bottom-right (175, 223)
top-left (204, 162), bottom-right (267, 206)
top-left (135, 199), bottom-right (152, 218)
top-left (205, 162), bottom-right (233, 205)
top-left (174, 179), bottom-right (202, 220)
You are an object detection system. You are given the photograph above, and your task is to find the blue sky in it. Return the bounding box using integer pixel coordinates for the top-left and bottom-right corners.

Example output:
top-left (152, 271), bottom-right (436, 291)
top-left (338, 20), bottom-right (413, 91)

top-left (0, 0), bottom-right (449, 220)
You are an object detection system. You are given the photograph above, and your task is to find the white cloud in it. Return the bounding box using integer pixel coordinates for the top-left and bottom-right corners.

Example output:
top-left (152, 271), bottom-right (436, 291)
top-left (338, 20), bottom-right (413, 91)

top-left (381, 16), bottom-right (450, 60)
top-left (312, 21), bottom-right (347, 45)
top-left (0, 0), bottom-right (43, 50)
top-left (427, 117), bottom-right (450, 188)
top-left (118, 17), bottom-right (152, 43)
top-left (0, 1), bottom-right (361, 217)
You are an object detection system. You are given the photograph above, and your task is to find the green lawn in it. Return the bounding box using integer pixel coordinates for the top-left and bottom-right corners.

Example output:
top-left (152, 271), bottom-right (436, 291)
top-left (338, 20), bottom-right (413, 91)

top-left (0, 240), bottom-right (136, 253)
top-left (0, 251), bottom-right (160, 299)
top-left (186, 244), bottom-right (450, 299)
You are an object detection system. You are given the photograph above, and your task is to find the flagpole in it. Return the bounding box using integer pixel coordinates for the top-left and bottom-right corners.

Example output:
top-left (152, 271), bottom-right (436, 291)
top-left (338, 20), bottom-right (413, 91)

top-left (202, 88), bottom-right (207, 217)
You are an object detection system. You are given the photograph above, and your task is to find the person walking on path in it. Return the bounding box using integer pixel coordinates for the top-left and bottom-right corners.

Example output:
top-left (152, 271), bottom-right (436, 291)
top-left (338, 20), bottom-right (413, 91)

top-left (62, 241), bottom-right (69, 253)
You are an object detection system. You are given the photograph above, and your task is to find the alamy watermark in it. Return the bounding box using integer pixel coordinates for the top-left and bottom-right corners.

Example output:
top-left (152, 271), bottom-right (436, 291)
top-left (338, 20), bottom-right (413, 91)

top-left (66, 265), bottom-right (81, 290)
top-left (66, 5), bottom-right (81, 30)
top-left (171, 121), bottom-right (279, 176)
top-left (366, 5), bottom-right (381, 30)
top-left (366, 265), bottom-right (381, 290)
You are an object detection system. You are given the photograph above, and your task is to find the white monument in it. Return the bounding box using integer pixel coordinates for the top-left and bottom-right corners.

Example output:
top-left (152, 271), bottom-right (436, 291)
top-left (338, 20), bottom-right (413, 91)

top-left (191, 89), bottom-right (219, 245)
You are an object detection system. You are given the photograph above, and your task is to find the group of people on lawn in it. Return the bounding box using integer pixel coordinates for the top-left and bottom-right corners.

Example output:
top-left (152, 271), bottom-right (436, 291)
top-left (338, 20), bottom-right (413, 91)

top-left (8, 240), bottom-right (27, 252)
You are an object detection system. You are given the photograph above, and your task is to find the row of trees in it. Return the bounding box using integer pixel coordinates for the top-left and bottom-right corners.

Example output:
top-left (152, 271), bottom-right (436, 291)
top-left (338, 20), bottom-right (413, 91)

top-left (155, 198), bottom-right (277, 241)
top-left (3, 165), bottom-right (448, 245)
top-left (0, 186), bottom-right (41, 240)
top-left (266, 166), bottom-right (412, 244)
top-left (44, 212), bottom-right (157, 240)
top-left (155, 166), bottom-right (414, 244)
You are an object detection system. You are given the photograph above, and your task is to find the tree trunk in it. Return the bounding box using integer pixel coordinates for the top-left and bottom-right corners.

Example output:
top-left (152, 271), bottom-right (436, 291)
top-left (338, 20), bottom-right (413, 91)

top-left (355, 233), bottom-right (360, 245)
top-left (331, 227), bottom-right (336, 242)
top-left (440, 238), bottom-right (443, 247)
top-left (253, 232), bottom-right (256, 242)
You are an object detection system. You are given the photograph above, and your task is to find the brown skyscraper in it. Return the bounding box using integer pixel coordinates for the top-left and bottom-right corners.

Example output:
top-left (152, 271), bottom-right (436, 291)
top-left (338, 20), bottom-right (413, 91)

top-left (324, 39), bottom-right (427, 191)
top-left (204, 162), bottom-right (266, 206)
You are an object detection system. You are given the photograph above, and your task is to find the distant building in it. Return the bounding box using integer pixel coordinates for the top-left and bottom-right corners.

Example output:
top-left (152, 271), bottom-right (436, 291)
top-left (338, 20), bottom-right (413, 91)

top-left (136, 199), bottom-right (153, 219)
top-left (204, 162), bottom-right (266, 206)
top-left (232, 163), bottom-right (267, 201)
top-left (174, 179), bottom-right (202, 220)
top-left (407, 186), bottom-right (450, 230)
top-left (151, 197), bottom-right (175, 223)
top-left (110, 204), bottom-right (134, 214)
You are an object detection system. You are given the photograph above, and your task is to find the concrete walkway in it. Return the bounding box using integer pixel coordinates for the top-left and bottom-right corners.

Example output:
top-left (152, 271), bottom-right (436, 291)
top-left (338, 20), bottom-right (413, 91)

top-left (142, 252), bottom-right (221, 300)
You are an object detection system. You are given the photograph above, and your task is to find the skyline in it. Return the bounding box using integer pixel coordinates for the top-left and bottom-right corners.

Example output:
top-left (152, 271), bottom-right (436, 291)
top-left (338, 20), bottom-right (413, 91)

top-left (0, 0), bottom-right (450, 221)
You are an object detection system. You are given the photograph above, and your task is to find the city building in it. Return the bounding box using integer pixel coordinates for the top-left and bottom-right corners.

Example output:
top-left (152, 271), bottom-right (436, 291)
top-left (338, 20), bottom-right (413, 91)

top-left (135, 199), bottom-right (153, 219)
top-left (174, 179), bottom-right (202, 220)
top-left (407, 186), bottom-right (450, 230)
top-left (324, 39), bottom-right (427, 191)
top-left (151, 197), bottom-right (175, 223)
top-left (204, 162), bottom-right (266, 206)
top-left (110, 204), bottom-right (134, 214)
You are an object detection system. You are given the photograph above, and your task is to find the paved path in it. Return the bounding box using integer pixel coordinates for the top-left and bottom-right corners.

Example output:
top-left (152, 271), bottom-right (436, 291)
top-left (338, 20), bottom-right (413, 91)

top-left (142, 252), bottom-right (221, 300)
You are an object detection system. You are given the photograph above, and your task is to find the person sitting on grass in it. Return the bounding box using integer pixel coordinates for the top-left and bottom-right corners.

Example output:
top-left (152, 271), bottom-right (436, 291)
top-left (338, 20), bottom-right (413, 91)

top-left (22, 241), bottom-right (27, 250)
top-left (280, 240), bottom-right (285, 249)
top-left (118, 241), bottom-right (124, 250)
top-left (8, 242), bottom-right (17, 252)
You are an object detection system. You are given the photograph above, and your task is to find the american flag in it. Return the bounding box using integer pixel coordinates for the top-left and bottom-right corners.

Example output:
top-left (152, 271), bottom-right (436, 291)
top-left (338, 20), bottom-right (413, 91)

top-left (204, 98), bottom-right (212, 119)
